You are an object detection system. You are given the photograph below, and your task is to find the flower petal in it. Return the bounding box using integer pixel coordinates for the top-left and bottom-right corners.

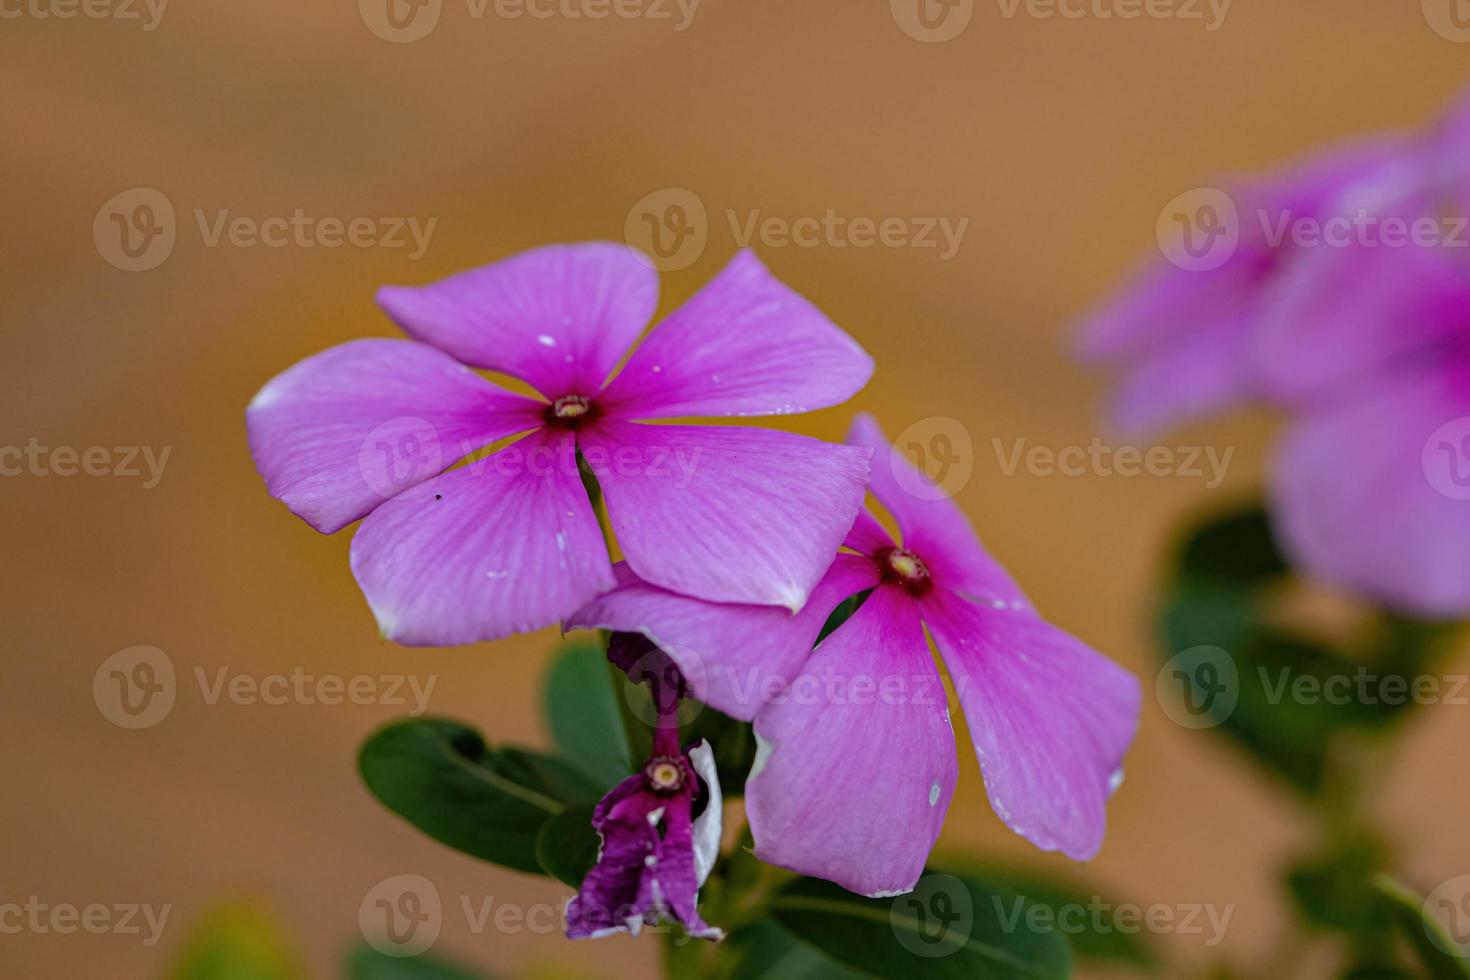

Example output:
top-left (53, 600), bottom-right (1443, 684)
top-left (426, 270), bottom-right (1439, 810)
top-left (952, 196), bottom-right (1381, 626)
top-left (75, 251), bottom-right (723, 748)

top-left (1270, 358), bottom-right (1470, 616)
top-left (348, 429), bottom-right (614, 645)
top-left (843, 508), bottom-right (895, 555)
top-left (846, 414), bottom-right (1027, 608)
top-left (599, 250), bottom-right (873, 419)
top-left (687, 741), bottom-right (723, 887)
top-left (747, 584), bottom-right (956, 898)
top-left (567, 555), bottom-right (882, 720)
top-left (921, 588), bottom-right (1140, 861)
top-left (246, 339), bottom-right (546, 534)
top-left (377, 242), bottom-right (657, 398)
top-left (580, 420), bottom-right (871, 610)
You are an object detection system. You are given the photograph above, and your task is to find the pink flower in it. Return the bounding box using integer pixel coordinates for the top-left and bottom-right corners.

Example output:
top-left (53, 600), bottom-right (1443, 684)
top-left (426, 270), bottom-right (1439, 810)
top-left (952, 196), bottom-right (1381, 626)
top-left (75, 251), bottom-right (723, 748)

top-left (1079, 87), bottom-right (1470, 616)
top-left (570, 415), bottom-right (1141, 897)
top-left (247, 244), bottom-right (874, 645)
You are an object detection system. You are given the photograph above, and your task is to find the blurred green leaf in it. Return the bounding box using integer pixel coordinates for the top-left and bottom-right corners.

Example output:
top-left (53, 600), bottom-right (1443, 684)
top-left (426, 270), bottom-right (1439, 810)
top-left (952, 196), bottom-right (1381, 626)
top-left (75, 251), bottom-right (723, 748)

top-left (359, 718), bottom-right (597, 875)
top-left (1175, 505), bottom-right (1288, 588)
top-left (346, 945), bottom-right (489, 980)
top-left (166, 902), bottom-right (304, 980)
top-left (1373, 877), bottom-right (1470, 979)
top-left (683, 704), bottom-right (756, 797)
top-left (535, 804), bottom-right (601, 888)
top-left (945, 863), bottom-right (1159, 971)
top-left (769, 872), bottom-right (1070, 980)
top-left (543, 641), bottom-right (631, 789)
top-left (717, 920), bottom-right (870, 980)
top-left (1286, 834), bottom-right (1393, 935)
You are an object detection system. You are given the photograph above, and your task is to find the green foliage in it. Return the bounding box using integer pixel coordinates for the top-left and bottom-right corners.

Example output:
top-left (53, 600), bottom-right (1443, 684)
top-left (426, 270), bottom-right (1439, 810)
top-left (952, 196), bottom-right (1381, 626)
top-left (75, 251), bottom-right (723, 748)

top-left (543, 641), bottom-right (632, 788)
top-left (768, 872), bottom-right (1070, 980)
top-left (345, 945), bottom-right (489, 980)
top-left (534, 804), bottom-right (602, 888)
top-left (358, 718), bottom-right (600, 875)
top-left (1373, 878), bottom-right (1470, 979)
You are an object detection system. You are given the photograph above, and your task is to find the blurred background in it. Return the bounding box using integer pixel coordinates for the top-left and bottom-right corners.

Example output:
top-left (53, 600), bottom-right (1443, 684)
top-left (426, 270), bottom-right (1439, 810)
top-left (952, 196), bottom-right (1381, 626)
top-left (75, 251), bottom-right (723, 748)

top-left (4, 1), bottom-right (1469, 976)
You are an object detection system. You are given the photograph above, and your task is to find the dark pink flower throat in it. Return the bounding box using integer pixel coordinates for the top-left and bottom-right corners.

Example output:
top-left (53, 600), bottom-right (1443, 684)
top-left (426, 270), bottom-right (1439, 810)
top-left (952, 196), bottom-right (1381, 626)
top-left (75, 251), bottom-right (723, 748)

top-left (877, 546), bottom-right (933, 597)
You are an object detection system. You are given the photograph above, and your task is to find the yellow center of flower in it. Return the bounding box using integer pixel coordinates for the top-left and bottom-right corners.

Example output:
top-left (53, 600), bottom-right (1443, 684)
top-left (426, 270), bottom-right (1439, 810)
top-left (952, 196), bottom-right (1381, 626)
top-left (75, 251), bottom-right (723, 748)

top-left (881, 547), bottom-right (933, 596)
top-left (553, 396), bottom-right (591, 419)
top-left (645, 758), bottom-right (685, 792)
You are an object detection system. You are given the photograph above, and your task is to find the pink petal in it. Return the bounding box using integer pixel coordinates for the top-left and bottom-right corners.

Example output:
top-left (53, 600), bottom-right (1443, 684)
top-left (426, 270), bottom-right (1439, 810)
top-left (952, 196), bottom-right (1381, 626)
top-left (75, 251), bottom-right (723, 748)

top-left (579, 420), bottom-right (871, 610)
top-left (566, 555), bottom-right (882, 720)
top-left (921, 587), bottom-right (1141, 861)
top-left (377, 242), bottom-right (657, 398)
top-left (846, 414), bottom-right (1027, 608)
top-left (747, 584), bottom-right (957, 898)
top-left (348, 429), bottom-right (614, 646)
top-left (843, 508), bottom-right (894, 555)
top-left (599, 251), bottom-right (872, 420)
top-left (1102, 310), bottom-right (1260, 440)
top-left (246, 339), bottom-right (546, 534)
top-left (1270, 358), bottom-right (1470, 616)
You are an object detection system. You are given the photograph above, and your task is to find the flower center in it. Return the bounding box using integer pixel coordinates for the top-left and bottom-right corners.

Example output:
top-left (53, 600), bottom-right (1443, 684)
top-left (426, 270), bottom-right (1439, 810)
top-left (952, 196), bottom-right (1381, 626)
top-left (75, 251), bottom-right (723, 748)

top-left (544, 395), bottom-right (600, 430)
top-left (644, 756), bottom-right (686, 793)
top-left (879, 547), bottom-right (932, 597)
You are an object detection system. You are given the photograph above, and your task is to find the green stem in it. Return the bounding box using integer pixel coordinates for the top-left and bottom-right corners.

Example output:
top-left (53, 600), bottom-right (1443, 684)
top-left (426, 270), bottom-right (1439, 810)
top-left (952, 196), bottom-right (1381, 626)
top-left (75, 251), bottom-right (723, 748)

top-left (603, 631), bottom-right (651, 766)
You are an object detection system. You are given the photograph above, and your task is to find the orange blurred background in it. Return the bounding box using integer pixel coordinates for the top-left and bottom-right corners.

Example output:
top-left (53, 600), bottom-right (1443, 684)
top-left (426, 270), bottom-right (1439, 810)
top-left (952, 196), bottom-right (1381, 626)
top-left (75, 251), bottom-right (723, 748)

top-left (4, 2), bottom-right (1470, 977)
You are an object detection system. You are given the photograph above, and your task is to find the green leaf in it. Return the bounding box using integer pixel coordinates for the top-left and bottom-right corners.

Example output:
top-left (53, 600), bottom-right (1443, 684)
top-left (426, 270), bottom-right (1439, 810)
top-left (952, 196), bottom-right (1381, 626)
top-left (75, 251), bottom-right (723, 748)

top-left (346, 945), bottom-right (489, 980)
top-left (166, 902), bottom-right (305, 980)
top-left (816, 589), bottom-right (874, 645)
top-left (717, 920), bottom-right (871, 980)
top-left (359, 718), bottom-right (595, 875)
top-left (535, 804), bottom-right (602, 888)
top-left (1286, 834), bottom-right (1393, 935)
top-left (682, 704), bottom-right (756, 797)
top-left (1175, 505), bottom-right (1288, 588)
top-left (947, 863), bottom-right (1159, 971)
top-left (1373, 877), bottom-right (1470, 979)
top-left (543, 641), bottom-right (632, 788)
top-left (769, 872), bottom-right (1070, 980)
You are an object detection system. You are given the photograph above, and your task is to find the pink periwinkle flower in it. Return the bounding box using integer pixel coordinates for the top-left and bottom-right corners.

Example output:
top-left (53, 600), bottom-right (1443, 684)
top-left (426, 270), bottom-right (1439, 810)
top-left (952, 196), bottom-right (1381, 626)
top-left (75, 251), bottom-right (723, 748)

top-left (247, 244), bottom-right (874, 645)
top-left (567, 636), bottom-right (723, 941)
top-left (1079, 87), bottom-right (1470, 617)
top-left (570, 414), bottom-right (1142, 898)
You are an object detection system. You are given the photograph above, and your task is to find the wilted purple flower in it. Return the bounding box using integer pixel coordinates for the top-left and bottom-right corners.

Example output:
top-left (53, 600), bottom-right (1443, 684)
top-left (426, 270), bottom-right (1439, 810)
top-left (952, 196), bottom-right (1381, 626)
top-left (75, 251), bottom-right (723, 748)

top-left (567, 642), bottom-right (723, 941)
top-left (247, 244), bottom-right (873, 645)
top-left (571, 415), bottom-right (1141, 898)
